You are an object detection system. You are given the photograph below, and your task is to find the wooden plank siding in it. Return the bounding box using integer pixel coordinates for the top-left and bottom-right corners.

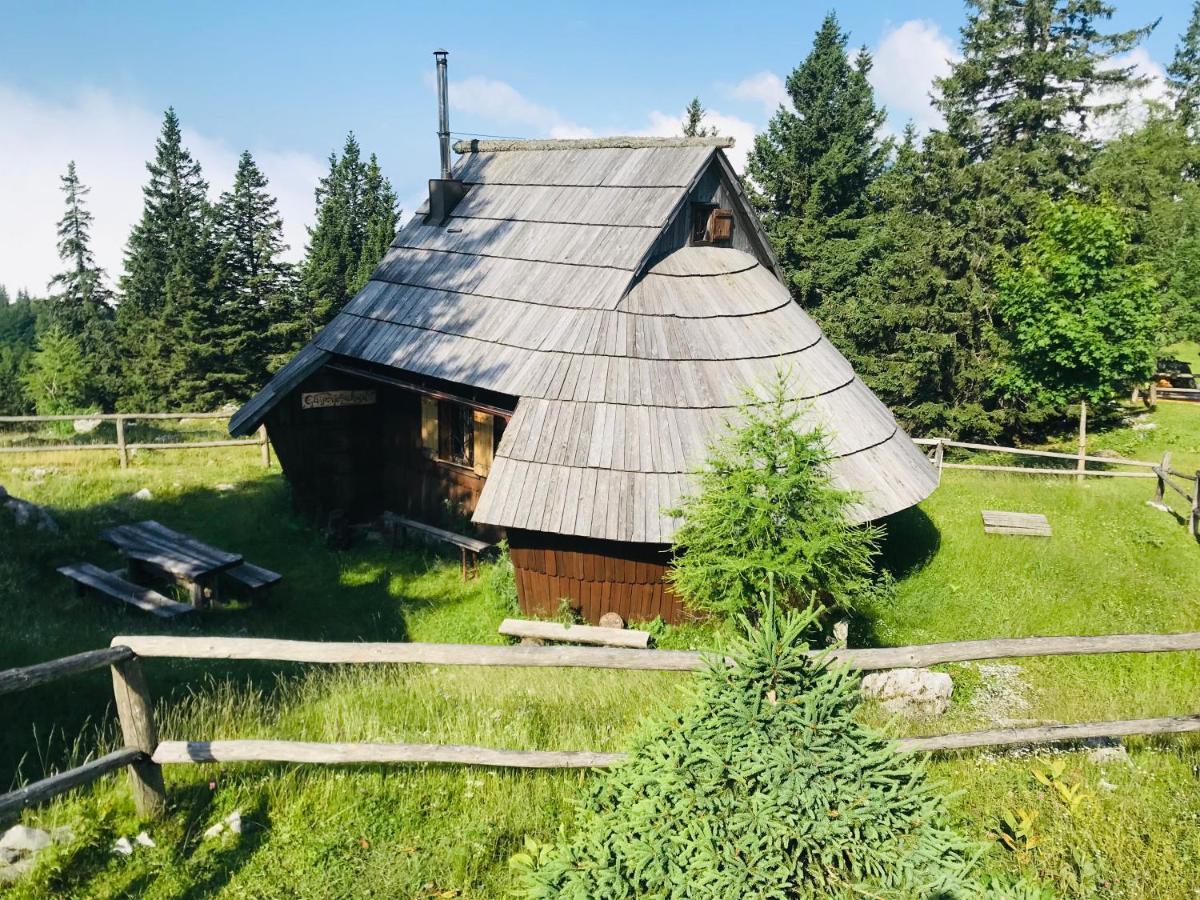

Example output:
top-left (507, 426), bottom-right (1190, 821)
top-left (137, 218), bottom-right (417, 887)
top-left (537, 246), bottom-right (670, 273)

top-left (507, 528), bottom-right (692, 625)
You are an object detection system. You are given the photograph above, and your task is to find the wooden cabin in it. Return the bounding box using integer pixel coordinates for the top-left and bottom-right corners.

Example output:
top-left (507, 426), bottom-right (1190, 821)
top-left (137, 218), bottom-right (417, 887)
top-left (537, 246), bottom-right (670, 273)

top-left (230, 135), bottom-right (938, 624)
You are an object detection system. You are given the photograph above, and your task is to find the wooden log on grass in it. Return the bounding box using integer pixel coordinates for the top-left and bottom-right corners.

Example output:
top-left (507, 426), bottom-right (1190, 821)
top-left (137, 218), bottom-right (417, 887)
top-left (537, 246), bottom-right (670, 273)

top-left (114, 631), bottom-right (1200, 673)
top-left (113, 635), bottom-right (709, 670)
top-left (896, 713), bottom-right (1200, 753)
top-left (153, 740), bottom-right (625, 769)
top-left (498, 618), bottom-right (651, 649)
top-left (0, 646), bottom-right (135, 697)
top-left (0, 748), bottom-right (145, 818)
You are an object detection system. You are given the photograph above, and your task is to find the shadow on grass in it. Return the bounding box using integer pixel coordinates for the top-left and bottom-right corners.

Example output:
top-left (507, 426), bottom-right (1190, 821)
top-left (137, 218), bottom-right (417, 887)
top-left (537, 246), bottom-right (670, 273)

top-left (0, 474), bottom-right (475, 788)
top-left (877, 505), bottom-right (940, 581)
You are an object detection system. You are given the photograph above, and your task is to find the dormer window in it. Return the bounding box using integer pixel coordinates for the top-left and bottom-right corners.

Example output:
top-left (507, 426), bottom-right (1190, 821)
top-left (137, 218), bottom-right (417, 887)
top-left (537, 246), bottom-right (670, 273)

top-left (690, 204), bottom-right (733, 246)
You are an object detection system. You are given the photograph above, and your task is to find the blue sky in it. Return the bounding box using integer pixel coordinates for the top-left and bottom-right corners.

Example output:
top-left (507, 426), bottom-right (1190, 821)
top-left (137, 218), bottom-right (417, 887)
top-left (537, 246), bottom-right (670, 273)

top-left (0, 0), bottom-right (1191, 293)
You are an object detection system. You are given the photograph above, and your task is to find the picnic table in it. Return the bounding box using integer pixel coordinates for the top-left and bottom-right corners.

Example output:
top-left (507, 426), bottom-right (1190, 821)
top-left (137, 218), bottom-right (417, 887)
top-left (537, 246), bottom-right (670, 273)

top-left (100, 520), bottom-right (243, 607)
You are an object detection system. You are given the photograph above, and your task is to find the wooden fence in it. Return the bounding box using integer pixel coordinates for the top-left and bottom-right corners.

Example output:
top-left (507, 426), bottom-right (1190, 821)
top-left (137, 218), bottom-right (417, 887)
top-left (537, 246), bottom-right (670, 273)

top-left (913, 437), bottom-right (1158, 479)
top-left (2, 631), bottom-right (1199, 820)
top-left (0, 412), bottom-right (269, 469)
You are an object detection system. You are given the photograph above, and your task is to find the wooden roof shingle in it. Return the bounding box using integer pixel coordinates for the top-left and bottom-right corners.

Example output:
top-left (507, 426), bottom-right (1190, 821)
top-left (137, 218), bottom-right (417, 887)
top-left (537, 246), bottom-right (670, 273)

top-left (233, 138), bottom-right (938, 541)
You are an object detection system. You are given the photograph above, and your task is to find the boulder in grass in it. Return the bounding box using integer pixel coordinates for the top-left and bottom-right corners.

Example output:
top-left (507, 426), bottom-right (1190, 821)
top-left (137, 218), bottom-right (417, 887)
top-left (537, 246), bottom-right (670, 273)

top-left (598, 611), bottom-right (624, 630)
top-left (860, 667), bottom-right (953, 716)
top-left (73, 417), bottom-right (103, 434)
top-left (132, 488), bottom-right (153, 501)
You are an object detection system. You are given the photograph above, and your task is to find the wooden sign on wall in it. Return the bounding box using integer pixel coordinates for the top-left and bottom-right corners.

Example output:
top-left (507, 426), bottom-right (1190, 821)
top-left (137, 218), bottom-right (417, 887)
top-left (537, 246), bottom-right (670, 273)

top-left (301, 390), bottom-right (377, 410)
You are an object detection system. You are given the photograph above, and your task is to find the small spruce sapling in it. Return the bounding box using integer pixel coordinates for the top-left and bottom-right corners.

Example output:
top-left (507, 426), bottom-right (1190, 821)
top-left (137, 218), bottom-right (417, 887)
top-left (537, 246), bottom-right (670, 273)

top-left (512, 602), bottom-right (982, 898)
top-left (666, 371), bottom-right (883, 619)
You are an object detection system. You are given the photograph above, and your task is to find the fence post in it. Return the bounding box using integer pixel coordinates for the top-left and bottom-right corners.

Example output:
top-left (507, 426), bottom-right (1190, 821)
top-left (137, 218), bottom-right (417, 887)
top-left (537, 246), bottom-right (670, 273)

top-left (116, 416), bottom-right (128, 470)
top-left (1150, 381), bottom-right (1158, 405)
top-left (1155, 451), bottom-right (1171, 506)
top-left (258, 424), bottom-right (271, 469)
top-left (1076, 400), bottom-right (1087, 482)
top-left (1192, 471), bottom-right (1200, 538)
top-left (110, 656), bottom-right (166, 819)
top-left (933, 439), bottom-right (945, 475)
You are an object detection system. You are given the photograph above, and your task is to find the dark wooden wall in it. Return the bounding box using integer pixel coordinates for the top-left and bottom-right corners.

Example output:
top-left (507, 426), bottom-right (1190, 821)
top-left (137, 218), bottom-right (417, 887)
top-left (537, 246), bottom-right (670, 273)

top-left (507, 529), bottom-right (692, 625)
top-left (265, 368), bottom-right (491, 533)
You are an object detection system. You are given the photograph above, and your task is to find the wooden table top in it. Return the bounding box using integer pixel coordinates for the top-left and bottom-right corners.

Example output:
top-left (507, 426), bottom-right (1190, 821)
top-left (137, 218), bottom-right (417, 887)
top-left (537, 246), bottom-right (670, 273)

top-left (100, 520), bottom-right (243, 581)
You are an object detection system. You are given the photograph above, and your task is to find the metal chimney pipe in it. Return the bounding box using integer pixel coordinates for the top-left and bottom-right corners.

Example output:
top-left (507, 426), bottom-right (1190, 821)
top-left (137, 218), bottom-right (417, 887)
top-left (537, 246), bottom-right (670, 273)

top-left (434, 50), bottom-right (452, 180)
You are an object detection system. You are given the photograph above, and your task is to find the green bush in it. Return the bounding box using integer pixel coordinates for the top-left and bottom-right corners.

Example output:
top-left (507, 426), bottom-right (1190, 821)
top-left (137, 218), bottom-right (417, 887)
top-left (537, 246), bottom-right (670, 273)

top-left (666, 372), bottom-right (882, 618)
top-left (512, 604), bottom-right (982, 898)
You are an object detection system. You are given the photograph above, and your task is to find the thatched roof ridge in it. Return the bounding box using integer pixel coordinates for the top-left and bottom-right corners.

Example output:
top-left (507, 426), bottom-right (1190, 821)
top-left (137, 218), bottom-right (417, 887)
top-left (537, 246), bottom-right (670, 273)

top-left (451, 136), bottom-right (734, 153)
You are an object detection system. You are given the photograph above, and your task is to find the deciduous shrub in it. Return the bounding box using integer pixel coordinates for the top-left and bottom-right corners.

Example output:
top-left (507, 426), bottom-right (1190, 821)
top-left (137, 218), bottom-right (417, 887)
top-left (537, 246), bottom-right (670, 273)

top-left (512, 604), bottom-right (982, 898)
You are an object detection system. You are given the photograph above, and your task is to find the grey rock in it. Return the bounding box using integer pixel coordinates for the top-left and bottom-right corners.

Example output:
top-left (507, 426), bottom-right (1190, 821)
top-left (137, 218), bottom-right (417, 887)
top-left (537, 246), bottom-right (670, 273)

top-left (1084, 737), bottom-right (1129, 765)
top-left (0, 855), bottom-right (35, 884)
top-left (861, 668), bottom-right (953, 716)
top-left (132, 488), bottom-right (153, 501)
top-left (598, 612), bottom-right (624, 629)
top-left (0, 825), bottom-right (52, 854)
top-left (214, 483), bottom-right (236, 492)
top-left (72, 417), bottom-right (103, 434)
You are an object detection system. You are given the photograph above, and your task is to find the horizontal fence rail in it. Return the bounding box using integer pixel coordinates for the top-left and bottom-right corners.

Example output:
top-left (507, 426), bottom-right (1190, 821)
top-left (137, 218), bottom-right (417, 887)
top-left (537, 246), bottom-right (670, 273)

top-left (0, 749), bottom-right (145, 819)
top-left (111, 631), bottom-right (1200, 672)
top-left (0, 646), bottom-right (134, 697)
top-left (913, 437), bottom-right (1158, 479)
top-left (0, 411), bottom-right (270, 469)
top-left (5, 629), bottom-right (1200, 821)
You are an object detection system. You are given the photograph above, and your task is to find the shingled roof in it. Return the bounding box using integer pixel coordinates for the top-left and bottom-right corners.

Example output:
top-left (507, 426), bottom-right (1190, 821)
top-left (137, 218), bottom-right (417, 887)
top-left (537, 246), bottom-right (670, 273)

top-left (231, 136), bottom-right (938, 543)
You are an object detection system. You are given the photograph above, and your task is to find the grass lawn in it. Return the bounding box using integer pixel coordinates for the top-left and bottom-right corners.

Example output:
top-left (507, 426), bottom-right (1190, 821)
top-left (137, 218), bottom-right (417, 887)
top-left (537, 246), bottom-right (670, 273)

top-left (1, 406), bottom-right (1199, 897)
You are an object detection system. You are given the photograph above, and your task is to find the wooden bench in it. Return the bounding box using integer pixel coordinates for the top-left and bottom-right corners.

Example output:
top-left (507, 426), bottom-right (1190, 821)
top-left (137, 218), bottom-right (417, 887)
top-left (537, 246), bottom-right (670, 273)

top-left (383, 513), bottom-right (492, 580)
top-left (57, 563), bottom-right (194, 618)
top-left (225, 562), bottom-right (283, 594)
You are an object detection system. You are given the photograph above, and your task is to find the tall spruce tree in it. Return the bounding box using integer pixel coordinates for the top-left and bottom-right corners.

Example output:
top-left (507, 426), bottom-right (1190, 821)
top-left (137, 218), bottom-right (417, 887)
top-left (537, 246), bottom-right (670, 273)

top-left (353, 153), bottom-right (399, 293)
top-left (118, 108), bottom-right (218, 410)
top-left (936, 0), bottom-right (1153, 187)
top-left (48, 161), bottom-right (114, 408)
top-left (745, 13), bottom-right (887, 310)
top-left (209, 151), bottom-right (295, 397)
top-left (1170, 2), bottom-right (1200, 131)
top-left (297, 134), bottom-right (397, 338)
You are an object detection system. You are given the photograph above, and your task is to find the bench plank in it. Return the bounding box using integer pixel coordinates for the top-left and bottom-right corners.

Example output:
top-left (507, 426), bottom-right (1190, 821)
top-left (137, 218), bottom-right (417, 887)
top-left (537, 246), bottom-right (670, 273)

top-left (58, 563), bottom-right (193, 618)
top-left (226, 562), bottom-right (282, 591)
top-left (386, 514), bottom-right (491, 554)
top-left (981, 510), bottom-right (1051, 537)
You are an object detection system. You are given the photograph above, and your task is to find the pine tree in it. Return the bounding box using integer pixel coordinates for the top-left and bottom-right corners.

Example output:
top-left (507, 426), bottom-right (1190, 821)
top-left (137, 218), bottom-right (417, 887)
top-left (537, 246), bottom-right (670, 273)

top-left (352, 153), bottom-right (399, 294)
top-left (514, 604), bottom-right (983, 897)
top-left (745, 13), bottom-right (887, 309)
top-left (21, 326), bottom-right (92, 415)
top-left (117, 108), bottom-right (217, 410)
top-left (667, 373), bottom-right (882, 618)
top-left (681, 97), bottom-right (717, 137)
top-left (1170, 2), bottom-right (1200, 131)
top-left (297, 134), bottom-right (366, 335)
top-left (48, 161), bottom-right (115, 408)
top-left (936, 0), bottom-right (1153, 185)
top-left (210, 151), bottom-right (296, 398)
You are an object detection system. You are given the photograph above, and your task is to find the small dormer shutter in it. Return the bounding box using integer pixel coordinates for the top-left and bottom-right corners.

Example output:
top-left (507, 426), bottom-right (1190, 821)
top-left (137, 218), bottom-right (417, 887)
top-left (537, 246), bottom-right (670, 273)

top-left (473, 410), bottom-right (494, 476)
top-left (708, 209), bottom-right (733, 242)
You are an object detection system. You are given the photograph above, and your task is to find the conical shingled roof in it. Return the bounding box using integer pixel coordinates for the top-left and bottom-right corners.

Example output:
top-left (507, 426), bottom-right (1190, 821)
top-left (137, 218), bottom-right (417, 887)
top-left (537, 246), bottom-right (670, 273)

top-left (231, 138), bottom-right (938, 542)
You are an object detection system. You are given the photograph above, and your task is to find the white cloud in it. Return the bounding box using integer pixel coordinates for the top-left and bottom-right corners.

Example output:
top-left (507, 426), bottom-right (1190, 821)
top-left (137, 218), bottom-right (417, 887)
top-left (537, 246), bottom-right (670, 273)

top-left (447, 75), bottom-right (594, 139)
top-left (0, 83), bottom-right (323, 296)
top-left (1088, 47), bottom-right (1172, 140)
top-left (727, 71), bottom-right (789, 115)
top-left (870, 19), bottom-right (959, 134)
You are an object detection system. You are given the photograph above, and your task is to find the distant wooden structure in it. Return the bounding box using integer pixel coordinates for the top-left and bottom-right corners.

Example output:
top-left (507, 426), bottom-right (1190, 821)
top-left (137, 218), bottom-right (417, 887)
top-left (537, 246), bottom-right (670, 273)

top-left (230, 136), bottom-right (937, 624)
top-left (982, 510), bottom-right (1052, 537)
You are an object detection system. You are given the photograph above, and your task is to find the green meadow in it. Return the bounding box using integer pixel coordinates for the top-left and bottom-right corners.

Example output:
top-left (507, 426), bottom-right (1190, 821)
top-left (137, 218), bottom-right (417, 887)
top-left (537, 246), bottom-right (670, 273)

top-left (1, 403), bottom-right (1199, 897)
